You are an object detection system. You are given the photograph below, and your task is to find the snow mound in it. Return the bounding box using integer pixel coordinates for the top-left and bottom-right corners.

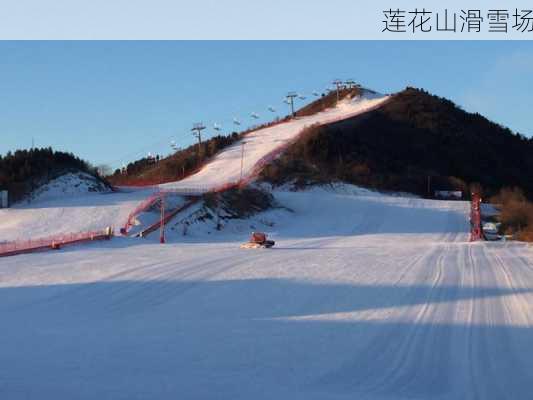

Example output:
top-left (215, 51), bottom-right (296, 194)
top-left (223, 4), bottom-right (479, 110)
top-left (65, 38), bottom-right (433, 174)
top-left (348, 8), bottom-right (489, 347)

top-left (29, 172), bottom-right (109, 203)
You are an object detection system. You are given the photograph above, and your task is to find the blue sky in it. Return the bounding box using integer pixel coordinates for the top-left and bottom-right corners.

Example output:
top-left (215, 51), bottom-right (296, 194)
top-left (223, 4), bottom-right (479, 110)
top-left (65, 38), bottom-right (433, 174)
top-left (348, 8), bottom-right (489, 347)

top-left (0, 41), bottom-right (531, 168)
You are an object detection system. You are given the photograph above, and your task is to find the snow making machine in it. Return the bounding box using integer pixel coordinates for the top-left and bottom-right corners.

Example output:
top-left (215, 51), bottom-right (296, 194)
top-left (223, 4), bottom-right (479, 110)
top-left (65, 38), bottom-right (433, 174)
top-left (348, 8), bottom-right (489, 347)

top-left (240, 232), bottom-right (275, 249)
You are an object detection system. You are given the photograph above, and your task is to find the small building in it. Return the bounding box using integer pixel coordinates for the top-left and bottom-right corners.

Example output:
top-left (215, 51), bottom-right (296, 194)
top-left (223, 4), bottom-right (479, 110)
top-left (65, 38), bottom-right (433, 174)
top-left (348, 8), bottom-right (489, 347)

top-left (0, 190), bottom-right (8, 208)
top-left (434, 190), bottom-right (462, 200)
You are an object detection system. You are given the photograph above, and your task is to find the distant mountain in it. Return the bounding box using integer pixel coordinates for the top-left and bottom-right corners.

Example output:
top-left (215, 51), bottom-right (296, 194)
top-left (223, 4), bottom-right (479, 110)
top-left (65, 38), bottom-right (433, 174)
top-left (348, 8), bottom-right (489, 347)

top-left (261, 87), bottom-right (533, 199)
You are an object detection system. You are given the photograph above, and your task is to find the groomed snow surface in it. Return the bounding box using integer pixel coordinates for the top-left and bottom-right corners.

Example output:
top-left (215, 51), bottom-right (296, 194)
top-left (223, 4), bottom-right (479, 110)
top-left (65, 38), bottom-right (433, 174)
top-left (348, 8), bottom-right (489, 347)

top-left (2, 185), bottom-right (533, 400)
top-left (0, 177), bottom-right (153, 241)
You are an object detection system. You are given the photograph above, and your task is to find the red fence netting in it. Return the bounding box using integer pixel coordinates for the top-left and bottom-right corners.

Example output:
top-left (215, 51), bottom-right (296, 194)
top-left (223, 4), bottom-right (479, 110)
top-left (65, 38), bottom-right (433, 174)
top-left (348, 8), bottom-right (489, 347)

top-left (0, 229), bottom-right (112, 258)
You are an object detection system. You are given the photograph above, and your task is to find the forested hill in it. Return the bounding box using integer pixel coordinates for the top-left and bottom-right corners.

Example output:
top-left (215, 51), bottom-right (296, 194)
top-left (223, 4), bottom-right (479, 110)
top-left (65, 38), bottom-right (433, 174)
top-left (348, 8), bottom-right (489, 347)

top-left (0, 148), bottom-right (102, 203)
top-left (261, 87), bottom-right (533, 198)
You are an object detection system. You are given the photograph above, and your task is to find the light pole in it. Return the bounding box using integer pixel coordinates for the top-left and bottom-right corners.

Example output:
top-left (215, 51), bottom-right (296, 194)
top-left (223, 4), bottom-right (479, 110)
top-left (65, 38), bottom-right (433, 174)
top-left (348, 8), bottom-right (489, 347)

top-left (240, 141), bottom-right (247, 183)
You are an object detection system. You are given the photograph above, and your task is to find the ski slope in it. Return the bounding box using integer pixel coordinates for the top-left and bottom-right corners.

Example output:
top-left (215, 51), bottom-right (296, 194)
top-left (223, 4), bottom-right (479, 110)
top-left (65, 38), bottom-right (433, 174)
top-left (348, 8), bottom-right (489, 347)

top-left (160, 93), bottom-right (389, 192)
top-left (0, 94), bottom-right (388, 242)
top-left (2, 186), bottom-right (533, 400)
top-left (0, 179), bottom-right (153, 242)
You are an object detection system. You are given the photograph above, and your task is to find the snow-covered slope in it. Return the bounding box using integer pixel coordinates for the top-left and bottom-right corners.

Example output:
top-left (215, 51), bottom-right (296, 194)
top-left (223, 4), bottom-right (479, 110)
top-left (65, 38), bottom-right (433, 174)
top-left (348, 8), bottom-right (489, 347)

top-left (0, 94), bottom-right (388, 241)
top-left (160, 93), bottom-right (389, 192)
top-left (2, 89), bottom-right (533, 400)
top-left (29, 172), bottom-right (109, 202)
top-left (0, 186), bottom-right (153, 241)
top-left (2, 186), bottom-right (533, 400)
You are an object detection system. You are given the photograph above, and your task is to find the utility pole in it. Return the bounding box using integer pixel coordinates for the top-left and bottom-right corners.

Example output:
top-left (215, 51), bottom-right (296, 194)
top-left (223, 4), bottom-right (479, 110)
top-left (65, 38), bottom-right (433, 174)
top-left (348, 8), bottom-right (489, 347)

top-left (332, 79), bottom-right (343, 103)
top-left (286, 92), bottom-right (298, 117)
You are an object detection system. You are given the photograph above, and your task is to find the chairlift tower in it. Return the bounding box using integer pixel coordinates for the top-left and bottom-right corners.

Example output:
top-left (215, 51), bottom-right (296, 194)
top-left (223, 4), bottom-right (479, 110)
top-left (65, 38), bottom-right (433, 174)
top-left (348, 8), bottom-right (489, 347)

top-left (345, 79), bottom-right (356, 89)
top-left (332, 79), bottom-right (343, 103)
top-left (286, 92), bottom-right (298, 117)
top-left (191, 122), bottom-right (206, 146)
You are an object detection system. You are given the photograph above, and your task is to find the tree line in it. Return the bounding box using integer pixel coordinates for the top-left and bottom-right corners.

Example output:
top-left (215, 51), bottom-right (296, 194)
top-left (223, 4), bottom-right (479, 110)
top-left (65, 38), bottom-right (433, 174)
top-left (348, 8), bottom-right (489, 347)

top-left (109, 132), bottom-right (246, 186)
top-left (0, 147), bottom-right (99, 203)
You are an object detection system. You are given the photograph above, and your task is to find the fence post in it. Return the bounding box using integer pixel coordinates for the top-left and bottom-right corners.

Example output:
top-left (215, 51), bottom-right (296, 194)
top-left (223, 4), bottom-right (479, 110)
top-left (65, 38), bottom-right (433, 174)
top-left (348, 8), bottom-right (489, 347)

top-left (470, 193), bottom-right (483, 242)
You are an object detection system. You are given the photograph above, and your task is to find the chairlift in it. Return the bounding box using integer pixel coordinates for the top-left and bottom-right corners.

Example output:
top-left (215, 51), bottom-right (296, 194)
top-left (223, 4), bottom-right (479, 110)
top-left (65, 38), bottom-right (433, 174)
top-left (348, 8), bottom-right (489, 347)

top-left (345, 79), bottom-right (356, 88)
top-left (251, 112), bottom-right (260, 119)
top-left (213, 123), bottom-right (222, 131)
top-left (233, 117), bottom-right (241, 126)
top-left (147, 152), bottom-right (157, 163)
top-left (268, 106), bottom-right (276, 112)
